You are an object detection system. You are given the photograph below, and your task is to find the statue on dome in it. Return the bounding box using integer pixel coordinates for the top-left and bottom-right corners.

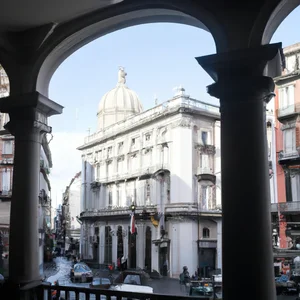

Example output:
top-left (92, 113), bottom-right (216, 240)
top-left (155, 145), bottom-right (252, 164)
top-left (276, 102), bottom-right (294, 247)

top-left (118, 66), bottom-right (127, 84)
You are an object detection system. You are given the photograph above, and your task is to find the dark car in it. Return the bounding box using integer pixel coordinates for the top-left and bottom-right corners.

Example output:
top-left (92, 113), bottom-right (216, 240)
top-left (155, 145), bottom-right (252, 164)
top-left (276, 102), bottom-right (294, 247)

top-left (90, 277), bottom-right (112, 289)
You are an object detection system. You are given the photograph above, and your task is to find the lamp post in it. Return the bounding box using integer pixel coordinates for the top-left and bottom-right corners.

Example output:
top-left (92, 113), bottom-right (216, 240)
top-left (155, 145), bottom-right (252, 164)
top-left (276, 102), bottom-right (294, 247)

top-left (129, 201), bottom-right (136, 269)
top-left (130, 201), bottom-right (136, 213)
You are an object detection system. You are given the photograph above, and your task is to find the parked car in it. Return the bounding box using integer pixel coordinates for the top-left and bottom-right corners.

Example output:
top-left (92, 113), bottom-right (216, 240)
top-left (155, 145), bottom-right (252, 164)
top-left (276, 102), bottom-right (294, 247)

top-left (111, 270), bottom-right (153, 297)
top-left (90, 277), bottom-right (112, 289)
top-left (70, 262), bottom-right (93, 283)
top-left (189, 281), bottom-right (214, 297)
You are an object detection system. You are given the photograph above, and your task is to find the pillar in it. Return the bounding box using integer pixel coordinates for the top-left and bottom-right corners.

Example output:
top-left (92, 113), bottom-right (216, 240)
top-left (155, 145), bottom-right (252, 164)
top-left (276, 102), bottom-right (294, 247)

top-left (136, 223), bottom-right (145, 269)
top-left (196, 43), bottom-right (282, 300)
top-left (0, 92), bottom-right (63, 285)
top-left (112, 225), bottom-right (118, 265)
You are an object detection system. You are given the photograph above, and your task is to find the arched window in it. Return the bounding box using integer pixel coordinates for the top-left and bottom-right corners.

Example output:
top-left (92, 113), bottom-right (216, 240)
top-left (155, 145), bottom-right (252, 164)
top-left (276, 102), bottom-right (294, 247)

top-left (203, 227), bottom-right (210, 238)
top-left (117, 225), bottom-right (123, 259)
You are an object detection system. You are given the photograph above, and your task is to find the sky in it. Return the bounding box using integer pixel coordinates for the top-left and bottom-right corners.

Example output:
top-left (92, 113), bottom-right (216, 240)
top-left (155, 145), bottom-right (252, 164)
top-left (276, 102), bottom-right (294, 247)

top-left (48, 5), bottom-right (300, 207)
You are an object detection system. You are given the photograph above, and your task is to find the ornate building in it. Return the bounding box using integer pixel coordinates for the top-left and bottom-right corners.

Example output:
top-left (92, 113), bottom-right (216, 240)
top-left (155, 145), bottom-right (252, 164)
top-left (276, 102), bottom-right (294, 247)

top-left (78, 68), bottom-right (221, 278)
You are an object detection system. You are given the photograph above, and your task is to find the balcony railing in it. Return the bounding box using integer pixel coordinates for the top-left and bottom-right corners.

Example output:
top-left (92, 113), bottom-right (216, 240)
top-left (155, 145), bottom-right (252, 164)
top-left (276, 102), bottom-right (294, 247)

top-left (84, 96), bottom-right (220, 145)
top-left (270, 201), bottom-right (300, 213)
top-left (277, 103), bottom-right (300, 120)
top-left (80, 205), bottom-right (157, 218)
top-left (5, 282), bottom-right (205, 300)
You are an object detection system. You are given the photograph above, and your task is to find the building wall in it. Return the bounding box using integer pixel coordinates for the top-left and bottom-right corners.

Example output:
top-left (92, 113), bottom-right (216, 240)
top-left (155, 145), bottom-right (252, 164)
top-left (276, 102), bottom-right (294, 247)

top-left (79, 94), bottom-right (221, 277)
top-left (69, 177), bottom-right (81, 230)
top-left (274, 43), bottom-right (300, 250)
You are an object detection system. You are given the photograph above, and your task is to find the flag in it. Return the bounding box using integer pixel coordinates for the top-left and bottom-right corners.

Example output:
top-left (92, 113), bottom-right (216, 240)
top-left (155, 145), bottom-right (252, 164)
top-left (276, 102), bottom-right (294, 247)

top-left (130, 212), bottom-right (136, 234)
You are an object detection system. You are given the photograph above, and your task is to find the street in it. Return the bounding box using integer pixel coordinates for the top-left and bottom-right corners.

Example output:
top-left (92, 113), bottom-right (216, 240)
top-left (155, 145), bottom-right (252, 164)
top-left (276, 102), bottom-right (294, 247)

top-left (44, 258), bottom-right (299, 300)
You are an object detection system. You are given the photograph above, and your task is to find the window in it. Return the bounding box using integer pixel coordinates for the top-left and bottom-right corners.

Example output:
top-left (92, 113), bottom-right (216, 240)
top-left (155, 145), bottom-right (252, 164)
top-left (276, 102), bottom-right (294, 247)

top-left (279, 85), bottom-right (295, 109)
top-left (108, 189), bottom-right (112, 206)
top-left (201, 131), bottom-right (208, 145)
top-left (291, 173), bottom-right (300, 202)
top-left (146, 180), bottom-right (151, 205)
top-left (201, 186), bottom-right (208, 210)
top-left (132, 138), bottom-right (135, 145)
top-left (203, 227), bottom-right (210, 238)
top-left (2, 140), bottom-right (13, 154)
top-left (118, 142), bottom-right (124, 153)
top-left (116, 188), bottom-right (122, 206)
top-left (145, 134), bottom-right (151, 141)
top-left (1, 169), bottom-right (11, 192)
top-left (96, 164), bottom-right (100, 180)
top-left (201, 154), bottom-right (210, 171)
top-left (107, 146), bottom-right (112, 157)
top-left (284, 128), bottom-right (296, 154)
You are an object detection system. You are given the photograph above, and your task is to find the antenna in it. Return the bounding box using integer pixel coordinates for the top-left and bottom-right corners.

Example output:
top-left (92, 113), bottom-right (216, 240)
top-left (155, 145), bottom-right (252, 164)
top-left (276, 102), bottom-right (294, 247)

top-left (87, 127), bottom-right (91, 135)
top-left (154, 94), bottom-right (158, 106)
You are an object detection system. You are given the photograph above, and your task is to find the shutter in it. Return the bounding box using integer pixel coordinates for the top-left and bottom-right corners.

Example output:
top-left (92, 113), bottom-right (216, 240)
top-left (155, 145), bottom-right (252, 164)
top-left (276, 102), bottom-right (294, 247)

top-left (296, 127), bottom-right (300, 148)
top-left (288, 85), bottom-right (295, 106)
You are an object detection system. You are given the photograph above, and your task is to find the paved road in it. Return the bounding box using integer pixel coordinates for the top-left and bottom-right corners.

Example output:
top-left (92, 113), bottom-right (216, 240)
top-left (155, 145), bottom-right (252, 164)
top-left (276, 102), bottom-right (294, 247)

top-left (44, 259), bottom-right (300, 299)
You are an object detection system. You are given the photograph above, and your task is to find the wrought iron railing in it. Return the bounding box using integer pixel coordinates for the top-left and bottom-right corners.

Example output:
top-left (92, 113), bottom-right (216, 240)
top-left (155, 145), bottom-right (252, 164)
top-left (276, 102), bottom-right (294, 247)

top-left (3, 282), bottom-right (206, 300)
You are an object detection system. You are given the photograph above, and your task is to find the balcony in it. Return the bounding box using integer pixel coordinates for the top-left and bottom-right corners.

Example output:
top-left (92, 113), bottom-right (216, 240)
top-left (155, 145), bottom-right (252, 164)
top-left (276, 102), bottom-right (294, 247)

top-left (80, 205), bottom-right (157, 219)
top-left (195, 167), bottom-right (216, 185)
top-left (270, 201), bottom-right (300, 213)
top-left (277, 103), bottom-right (300, 121)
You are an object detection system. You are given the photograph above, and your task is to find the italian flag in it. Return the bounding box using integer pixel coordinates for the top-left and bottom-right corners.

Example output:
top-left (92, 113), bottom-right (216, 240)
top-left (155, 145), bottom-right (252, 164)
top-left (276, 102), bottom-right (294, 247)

top-left (130, 213), bottom-right (136, 234)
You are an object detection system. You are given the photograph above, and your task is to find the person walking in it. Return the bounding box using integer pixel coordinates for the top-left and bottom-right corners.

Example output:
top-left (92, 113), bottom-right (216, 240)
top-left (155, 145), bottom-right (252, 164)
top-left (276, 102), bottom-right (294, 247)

top-left (179, 266), bottom-right (191, 295)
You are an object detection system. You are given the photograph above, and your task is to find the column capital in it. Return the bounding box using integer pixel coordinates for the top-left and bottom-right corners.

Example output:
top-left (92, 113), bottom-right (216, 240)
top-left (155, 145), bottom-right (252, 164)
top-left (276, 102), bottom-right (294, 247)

top-left (196, 43), bottom-right (282, 101)
top-left (0, 91), bottom-right (63, 136)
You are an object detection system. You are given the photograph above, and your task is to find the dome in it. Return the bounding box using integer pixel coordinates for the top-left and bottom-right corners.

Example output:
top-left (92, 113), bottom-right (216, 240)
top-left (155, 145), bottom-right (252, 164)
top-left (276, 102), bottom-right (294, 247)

top-left (97, 67), bottom-right (143, 130)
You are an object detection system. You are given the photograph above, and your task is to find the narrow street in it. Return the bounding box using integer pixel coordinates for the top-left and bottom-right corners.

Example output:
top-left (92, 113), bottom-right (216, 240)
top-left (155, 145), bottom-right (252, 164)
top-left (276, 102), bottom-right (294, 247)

top-left (43, 258), bottom-right (300, 300)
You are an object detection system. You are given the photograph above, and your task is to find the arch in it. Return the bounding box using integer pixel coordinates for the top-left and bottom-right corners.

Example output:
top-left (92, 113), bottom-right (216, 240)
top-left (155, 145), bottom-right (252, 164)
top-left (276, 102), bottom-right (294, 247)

top-left (203, 227), bottom-right (210, 238)
top-left (145, 226), bottom-right (152, 271)
top-left (117, 225), bottom-right (124, 259)
top-left (104, 225), bottom-right (112, 263)
top-left (0, 64), bottom-right (10, 97)
top-left (258, 0), bottom-right (300, 45)
top-left (34, 3), bottom-right (227, 96)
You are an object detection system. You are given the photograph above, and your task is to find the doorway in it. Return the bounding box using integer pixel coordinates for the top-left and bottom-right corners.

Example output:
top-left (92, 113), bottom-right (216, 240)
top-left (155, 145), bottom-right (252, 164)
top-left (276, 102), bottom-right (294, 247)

top-left (159, 242), bottom-right (169, 276)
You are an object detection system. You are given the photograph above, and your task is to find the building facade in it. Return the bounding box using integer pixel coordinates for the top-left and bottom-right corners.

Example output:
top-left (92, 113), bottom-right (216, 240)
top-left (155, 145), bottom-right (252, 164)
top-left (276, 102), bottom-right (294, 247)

top-left (62, 172), bottom-right (82, 257)
top-left (79, 68), bottom-right (221, 278)
top-left (270, 42), bottom-right (300, 272)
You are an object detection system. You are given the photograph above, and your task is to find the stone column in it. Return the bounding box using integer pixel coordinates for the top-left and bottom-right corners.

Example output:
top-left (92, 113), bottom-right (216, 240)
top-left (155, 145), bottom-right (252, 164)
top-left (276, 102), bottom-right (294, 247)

top-left (99, 225), bottom-right (106, 264)
top-left (0, 92), bottom-right (63, 285)
top-left (111, 225), bottom-right (118, 265)
top-left (196, 43), bottom-right (281, 300)
top-left (136, 223), bottom-right (145, 268)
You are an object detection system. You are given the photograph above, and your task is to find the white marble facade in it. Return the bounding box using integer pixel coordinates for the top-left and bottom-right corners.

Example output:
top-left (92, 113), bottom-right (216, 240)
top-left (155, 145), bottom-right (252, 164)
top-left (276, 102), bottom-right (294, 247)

top-left (79, 69), bottom-right (221, 278)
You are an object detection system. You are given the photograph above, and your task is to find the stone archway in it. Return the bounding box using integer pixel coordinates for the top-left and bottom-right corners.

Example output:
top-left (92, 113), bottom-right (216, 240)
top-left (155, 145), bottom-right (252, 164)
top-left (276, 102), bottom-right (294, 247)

top-left (33, 2), bottom-right (225, 97)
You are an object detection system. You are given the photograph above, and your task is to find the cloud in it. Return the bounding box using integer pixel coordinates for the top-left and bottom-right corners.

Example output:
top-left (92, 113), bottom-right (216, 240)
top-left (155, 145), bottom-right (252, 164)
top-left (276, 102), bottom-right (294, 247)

top-left (48, 131), bottom-right (85, 208)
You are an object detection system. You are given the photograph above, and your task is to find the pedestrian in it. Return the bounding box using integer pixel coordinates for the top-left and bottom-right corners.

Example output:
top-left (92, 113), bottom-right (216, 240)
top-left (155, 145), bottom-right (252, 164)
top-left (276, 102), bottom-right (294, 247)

top-left (117, 256), bottom-right (121, 271)
top-left (180, 266), bottom-right (190, 295)
top-left (121, 256), bottom-right (127, 271)
top-left (163, 259), bottom-right (168, 276)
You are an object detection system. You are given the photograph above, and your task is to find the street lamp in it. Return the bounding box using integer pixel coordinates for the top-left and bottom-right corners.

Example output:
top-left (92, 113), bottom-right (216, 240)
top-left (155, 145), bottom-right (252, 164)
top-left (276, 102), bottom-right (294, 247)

top-left (130, 201), bottom-right (136, 213)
